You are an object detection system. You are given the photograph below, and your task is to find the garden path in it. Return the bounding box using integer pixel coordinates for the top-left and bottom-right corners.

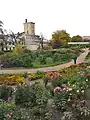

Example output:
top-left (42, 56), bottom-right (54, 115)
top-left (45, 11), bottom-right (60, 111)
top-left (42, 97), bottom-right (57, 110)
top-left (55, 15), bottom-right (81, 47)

top-left (0, 48), bottom-right (89, 74)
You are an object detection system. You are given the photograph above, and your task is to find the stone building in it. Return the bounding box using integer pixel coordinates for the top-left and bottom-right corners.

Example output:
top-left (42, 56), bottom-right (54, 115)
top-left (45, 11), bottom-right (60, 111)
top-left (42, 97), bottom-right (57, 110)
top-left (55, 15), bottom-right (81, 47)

top-left (24, 19), bottom-right (35, 35)
top-left (17, 19), bottom-right (49, 51)
top-left (23, 19), bottom-right (41, 50)
top-left (0, 19), bottom-right (49, 51)
top-left (82, 36), bottom-right (90, 42)
top-left (0, 34), bottom-right (15, 51)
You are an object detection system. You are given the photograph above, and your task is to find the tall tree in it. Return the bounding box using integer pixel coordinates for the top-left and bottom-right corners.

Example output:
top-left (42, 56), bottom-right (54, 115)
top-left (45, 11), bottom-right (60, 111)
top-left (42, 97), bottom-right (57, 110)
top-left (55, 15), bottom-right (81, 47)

top-left (0, 21), bottom-right (4, 34)
top-left (51, 30), bottom-right (71, 48)
top-left (0, 21), bottom-right (4, 51)
top-left (9, 30), bottom-right (17, 44)
top-left (71, 35), bottom-right (83, 42)
top-left (40, 33), bottom-right (44, 50)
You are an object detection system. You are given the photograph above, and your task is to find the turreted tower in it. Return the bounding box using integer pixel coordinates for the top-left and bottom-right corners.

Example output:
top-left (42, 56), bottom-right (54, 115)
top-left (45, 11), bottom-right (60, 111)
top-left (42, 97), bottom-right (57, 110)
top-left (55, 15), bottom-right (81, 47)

top-left (24, 19), bottom-right (35, 35)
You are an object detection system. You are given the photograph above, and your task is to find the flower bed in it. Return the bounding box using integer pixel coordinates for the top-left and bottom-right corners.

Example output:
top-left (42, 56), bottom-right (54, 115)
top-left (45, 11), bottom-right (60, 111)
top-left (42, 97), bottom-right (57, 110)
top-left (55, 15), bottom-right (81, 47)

top-left (0, 71), bottom-right (45, 85)
top-left (28, 71), bottom-right (45, 80)
top-left (0, 74), bottom-right (90, 120)
top-left (0, 63), bottom-right (89, 86)
top-left (0, 61), bottom-right (90, 119)
top-left (43, 66), bottom-right (90, 119)
top-left (0, 75), bottom-right (25, 85)
top-left (0, 63), bottom-right (90, 120)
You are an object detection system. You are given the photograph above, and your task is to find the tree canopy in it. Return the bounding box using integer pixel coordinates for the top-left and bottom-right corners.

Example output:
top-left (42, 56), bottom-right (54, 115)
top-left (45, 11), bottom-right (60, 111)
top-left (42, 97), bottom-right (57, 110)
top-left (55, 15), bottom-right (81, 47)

top-left (51, 30), bottom-right (71, 48)
top-left (71, 35), bottom-right (83, 42)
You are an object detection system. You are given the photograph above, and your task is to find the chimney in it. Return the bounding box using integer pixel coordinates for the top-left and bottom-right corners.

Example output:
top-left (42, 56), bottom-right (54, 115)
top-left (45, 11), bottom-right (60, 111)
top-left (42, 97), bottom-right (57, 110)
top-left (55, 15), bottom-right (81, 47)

top-left (25, 19), bottom-right (27, 23)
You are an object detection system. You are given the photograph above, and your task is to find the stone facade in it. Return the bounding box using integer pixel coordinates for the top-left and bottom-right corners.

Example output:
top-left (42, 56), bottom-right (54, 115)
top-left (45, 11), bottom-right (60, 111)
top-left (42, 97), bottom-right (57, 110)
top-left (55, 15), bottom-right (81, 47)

top-left (16, 19), bottom-right (49, 51)
top-left (24, 34), bottom-right (40, 50)
top-left (0, 35), bottom-right (15, 51)
top-left (24, 19), bottom-right (35, 35)
top-left (23, 19), bottom-right (41, 50)
top-left (0, 19), bottom-right (49, 51)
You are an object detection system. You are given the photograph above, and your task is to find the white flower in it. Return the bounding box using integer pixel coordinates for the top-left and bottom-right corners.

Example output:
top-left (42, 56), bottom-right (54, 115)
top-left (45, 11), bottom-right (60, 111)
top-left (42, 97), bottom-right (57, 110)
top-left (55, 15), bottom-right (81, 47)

top-left (81, 90), bottom-right (84, 93)
top-left (72, 84), bottom-right (75, 87)
top-left (68, 98), bottom-right (71, 101)
top-left (69, 93), bottom-right (72, 95)
top-left (68, 88), bottom-right (72, 91)
top-left (86, 79), bottom-right (88, 82)
top-left (77, 90), bottom-right (79, 93)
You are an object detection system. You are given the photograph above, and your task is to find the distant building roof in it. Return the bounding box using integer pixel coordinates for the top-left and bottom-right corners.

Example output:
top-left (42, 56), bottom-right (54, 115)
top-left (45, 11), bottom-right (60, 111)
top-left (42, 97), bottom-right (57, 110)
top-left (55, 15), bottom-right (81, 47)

top-left (24, 22), bottom-right (35, 24)
top-left (24, 19), bottom-right (35, 24)
top-left (68, 42), bottom-right (90, 45)
top-left (82, 36), bottom-right (90, 40)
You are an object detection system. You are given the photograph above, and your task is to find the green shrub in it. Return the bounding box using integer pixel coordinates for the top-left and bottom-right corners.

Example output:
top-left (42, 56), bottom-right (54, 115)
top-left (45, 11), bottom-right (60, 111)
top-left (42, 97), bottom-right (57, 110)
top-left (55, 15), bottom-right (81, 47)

top-left (0, 102), bottom-right (31, 120)
top-left (31, 82), bottom-right (49, 106)
top-left (31, 51), bottom-right (37, 59)
top-left (0, 102), bottom-right (15, 120)
top-left (0, 85), bottom-right (13, 101)
top-left (0, 48), bottom-right (82, 68)
top-left (15, 85), bottom-right (36, 107)
top-left (39, 55), bottom-right (44, 62)
top-left (36, 71), bottom-right (45, 78)
top-left (39, 55), bottom-right (46, 64)
top-left (33, 57), bottom-right (40, 67)
top-left (45, 57), bottom-right (53, 64)
top-left (53, 53), bottom-right (60, 62)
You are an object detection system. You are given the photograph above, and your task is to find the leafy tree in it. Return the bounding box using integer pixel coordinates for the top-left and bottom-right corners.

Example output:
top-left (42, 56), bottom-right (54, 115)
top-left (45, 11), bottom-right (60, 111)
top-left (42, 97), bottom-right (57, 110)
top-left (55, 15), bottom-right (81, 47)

top-left (71, 35), bottom-right (83, 42)
top-left (13, 44), bottom-right (24, 55)
top-left (40, 35), bottom-right (44, 50)
top-left (9, 30), bottom-right (19, 44)
top-left (51, 30), bottom-right (71, 48)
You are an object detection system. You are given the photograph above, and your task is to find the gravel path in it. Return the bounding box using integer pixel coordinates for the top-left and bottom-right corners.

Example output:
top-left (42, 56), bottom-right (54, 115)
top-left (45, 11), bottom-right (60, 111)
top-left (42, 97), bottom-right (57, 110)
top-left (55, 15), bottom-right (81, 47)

top-left (0, 48), bottom-right (89, 74)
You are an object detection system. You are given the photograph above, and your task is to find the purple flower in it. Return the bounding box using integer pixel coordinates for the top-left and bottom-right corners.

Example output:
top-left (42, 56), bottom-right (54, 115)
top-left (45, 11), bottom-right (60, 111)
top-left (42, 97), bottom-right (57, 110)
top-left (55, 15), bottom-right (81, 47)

top-left (8, 97), bottom-right (12, 103)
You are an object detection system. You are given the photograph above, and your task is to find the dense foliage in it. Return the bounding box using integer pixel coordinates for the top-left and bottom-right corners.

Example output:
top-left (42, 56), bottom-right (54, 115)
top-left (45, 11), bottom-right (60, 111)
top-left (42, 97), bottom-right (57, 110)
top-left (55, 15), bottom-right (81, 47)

top-left (71, 35), bottom-right (83, 42)
top-left (51, 30), bottom-right (71, 48)
top-left (0, 48), bottom-right (82, 68)
top-left (0, 83), bottom-right (50, 120)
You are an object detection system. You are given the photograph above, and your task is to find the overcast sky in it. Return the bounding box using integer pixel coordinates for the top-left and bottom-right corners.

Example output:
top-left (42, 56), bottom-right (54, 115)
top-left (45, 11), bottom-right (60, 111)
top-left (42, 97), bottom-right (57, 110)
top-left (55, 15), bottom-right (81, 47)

top-left (0, 0), bottom-right (90, 39)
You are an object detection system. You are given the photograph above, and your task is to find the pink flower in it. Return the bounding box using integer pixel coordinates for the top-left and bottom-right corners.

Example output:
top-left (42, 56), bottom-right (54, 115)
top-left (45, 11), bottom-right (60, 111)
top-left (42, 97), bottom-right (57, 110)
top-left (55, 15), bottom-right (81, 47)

top-left (7, 113), bottom-right (12, 118)
top-left (62, 87), bottom-right (67, 91)
top-left (61, 84), bottom-right (69, 91)
top-left (45, 71), bottom-right (60, 80)
top-left (54, 86), bottom-right (61, 93)
top-left (54, 85), bottom-right (70, 93)
top-left (53, 72), bottom-right (59, 80)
